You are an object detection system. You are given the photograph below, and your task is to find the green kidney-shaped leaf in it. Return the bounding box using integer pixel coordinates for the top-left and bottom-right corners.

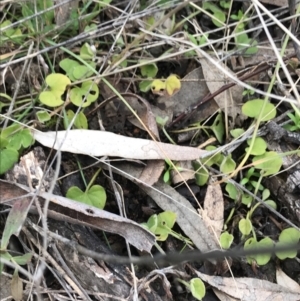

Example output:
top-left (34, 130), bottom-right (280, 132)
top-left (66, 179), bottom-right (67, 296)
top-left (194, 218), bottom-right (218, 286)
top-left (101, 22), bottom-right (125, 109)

top-left (246, 137), bottom-right (267, 155)
top-left (7, 129), bottom-right (34, 150)
top-left (242, 99), bottom-right (276, 121)
top-left (220, 155), bottom-right (236, 174)
top-left (157, 211), bottom-right (176, 229)
top-left (253, 151), bottom-right (283, 176)
top-left (39, 90), bottom-right (64, 107)
top-left (139, 62), bottom-right (158, 78)
top-left (66, 185), bottom-right (106, 209)
top-left (254, 237), bottom-right (273, 265)
top-left (0, 148), bottom-right (18, 175)
top-left (36, 110), bottom-right (51, 123)
top-left (190, 278), bottom-right (206, 300)
top-left (81, 81), bottom-right (99, 103)
top-left (80, 43), bottom-right (95, 60)
top-left (276, 228), bottom-right (300, 260)
top-left (66, 110), bottom-right (88, 129)
top-left (46, 73), bottom-right (70, 93)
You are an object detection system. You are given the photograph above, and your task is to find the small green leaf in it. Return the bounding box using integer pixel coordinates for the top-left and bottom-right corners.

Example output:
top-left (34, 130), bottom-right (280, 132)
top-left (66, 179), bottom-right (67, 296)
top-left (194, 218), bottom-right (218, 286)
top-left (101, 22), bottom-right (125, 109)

top-left (157, 211), bottom-right (176, 229)
top-left (139, 61), bottom-right (158, 78)
top-left (0, 148), bottom-right (18, 175)
top-left (139, 80), bottom-right (153, 92)
top-left (39, 90), bottom-right (64, 107)
top-left (246, 137), bottom-right (267, 155)
top-left (241, 194), bottom-right (252, 206)
top-left (211, 113), bottom-right (224, 143)
top-left (220, 231), bottom-right (234, 249)
top-left (225, 183), bottom-right (238, 201)
top-left (244, 237), bottom-right (257, 264)
top-left (81, 81), bottom-right (99, 103)
top-left (242, 99), bottom-right (276, 121)
top-left (194, 163), bottom-right (209, 186)
top-left (80, 43), bottom-right (95, 60)
top-left (239, 218), bottom-right (252, 236)
top-left (7, 129), bottom-right (34, 150)
top-left (66, 185), bottom-right (106, 209)
top-left (262, 189), bottom-right (270, 201)
top-left (254, 237), bottom-right (273, 265)
top-left (67, 110), bottom-right (88, 129)
top-left (230, 128), bottom-right (245, 138)
top-left (46, 73), bottom-right (70, 93)
top-left (276, 228), bottom-right (300, 260)
top-left (13, 253), bottom-right (32, 265)
top-left (220, 155), bottom-right (236, 174)
top-left (190, 278), bottom-right (206, 300)
top-left (253, 151), bottom-right (282, 176)
top-left (203, 2), bottom-right (225, 27)
top-left (36, 110), bottom-right (51, 123)
top-left (163, 170), bottom-right (170, 183)
top-left (264, 200), bottom-right (277, 210)
top-left (146, 214), bottom-right (158, 233)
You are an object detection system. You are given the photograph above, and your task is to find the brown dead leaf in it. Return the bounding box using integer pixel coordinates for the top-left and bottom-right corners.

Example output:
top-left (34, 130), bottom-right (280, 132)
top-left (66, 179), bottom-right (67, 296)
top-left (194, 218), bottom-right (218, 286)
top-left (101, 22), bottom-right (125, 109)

top-left (276, 268), bottom-right (300, 293)
top-left (195, 270), bottom-right (300, 301)
top-left (200, 57), bottom-right (244, 121)
top-left (138, 160), bottom-right (165, 186)
top-left (200, 182), bottom-right (224, 242)
top-left (170, 160), bottom-right (195, 184)
top-left (108, 162), bottom-right (221, 264)
top-left (0, 180), bottom-right (155, 252)
top-left (11, 272), bottom-right (23, 301)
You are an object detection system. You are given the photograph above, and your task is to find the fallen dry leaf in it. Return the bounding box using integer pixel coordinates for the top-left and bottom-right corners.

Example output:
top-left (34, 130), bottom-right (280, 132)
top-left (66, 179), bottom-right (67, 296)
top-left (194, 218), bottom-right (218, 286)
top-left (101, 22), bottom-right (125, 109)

top-left (276, 268), bottom-right (300, 293)
top-left (0, 180), bottom-right (155, 252)
top-left (32, 129), bottom-right (208, 160)
top-left (195, 270), bottom-right (300, 301)
top-left (199, 57), bottom-right (244, 121)
top-left (105, 162), bottom-right (221, 264)
top-left (200, 182), bottom-right (224, 243)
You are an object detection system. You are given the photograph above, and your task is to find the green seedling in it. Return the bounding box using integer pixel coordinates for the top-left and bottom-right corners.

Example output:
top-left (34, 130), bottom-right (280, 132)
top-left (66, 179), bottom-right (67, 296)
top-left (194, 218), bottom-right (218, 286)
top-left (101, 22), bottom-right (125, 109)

top-left (275, 228), bottom-right (300, 260)
top-left (242, 88), bottom-right (255, 98)
top-left (252, 151), bottom-right (283, 176)
top-left (284, 111), bottom-right (300, 131)
top-left (141, 211), bottom-right (192, 246)
top-left (177, 278), bottom-right (206, 301)
top-left (139, 61), bottom-right (158, 93)
top-left (202, 2), bottom-right (226, 28)
top-left (156, 116), bottom-right (176, 145)
top-left (0, 124), bottom-right (34, 175)
top-left (0, 20), bottom-right (23, 44)
top-left (186, 33), bottom-right (209, 57)
top-left (66, 169), bottom-right (106, 209)
top-left (193, 144), bottom-right (224, 186)
top-left (39, 73), bottom-right (71, 107)
top-left (220, 154), bottom-right (236, 174)
top-left (239, 217), bottom-right (253, 238)
top-left (220, 231), bottom-right (234, 249)
top-left (65, 110), bottom-right (88, 129)
top-left (244, 237), bottom-right (274, 266)
top-left (0, 194), bottom-right (33, 277)
top-left (244, 228), bottom-right (300, 266)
